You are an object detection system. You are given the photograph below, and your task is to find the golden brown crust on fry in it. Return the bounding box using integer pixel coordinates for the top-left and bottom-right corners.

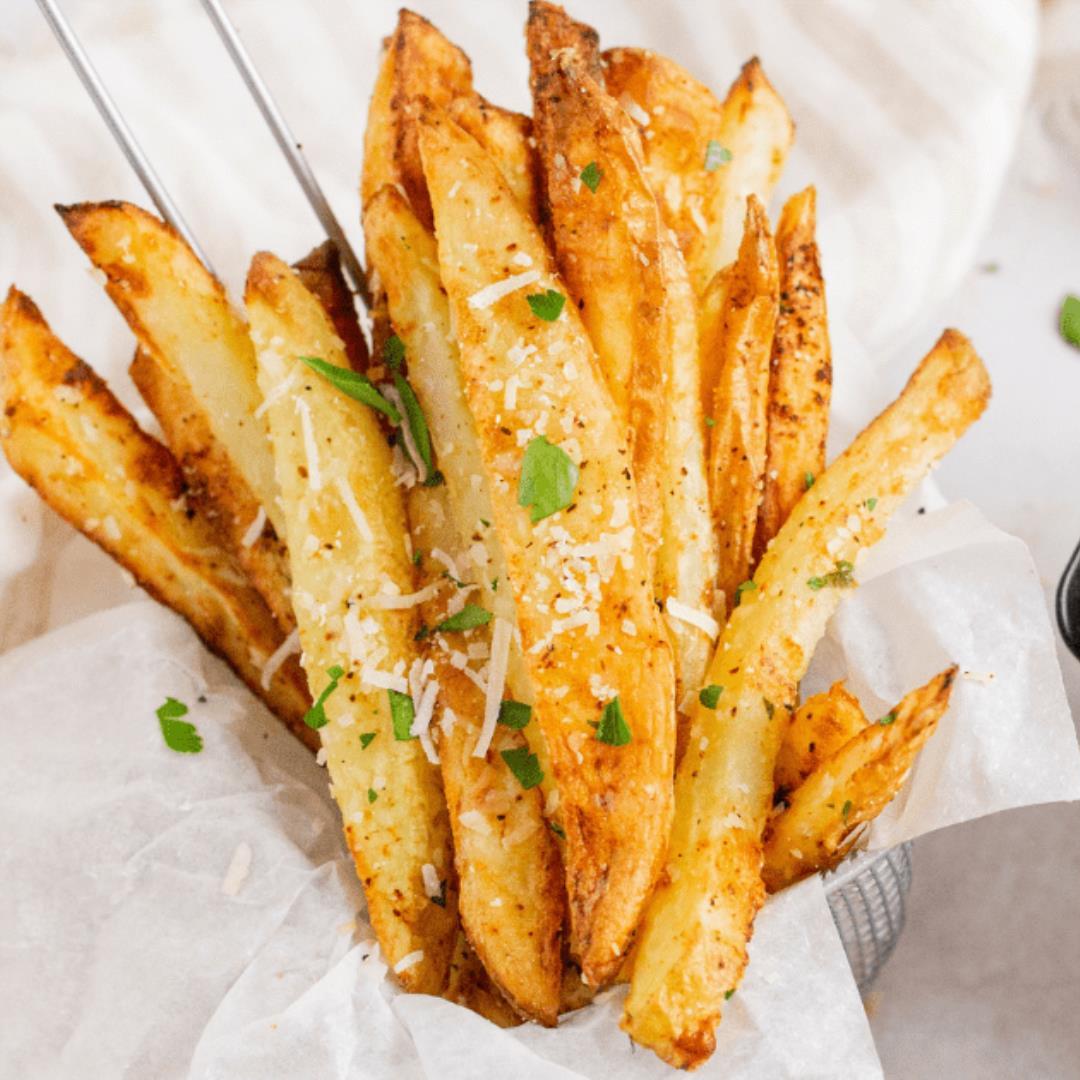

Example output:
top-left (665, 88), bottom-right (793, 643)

top-left (292, 241), bottom-right (369, 373)
top-left (763, 667), bottom-right (957, 891)
top-left (754, 186), bottom-right (831, 561)
top-left (0, 288), bottom-right (313, 744)
top-left (444, 932), bottom-right (525, 1028)
top-left (624, 332), bottom-right (988, 1068)
top-left (706, 196), bottom-right (779, 610)
top-left (773, 681), bottom-right (867, 796)
top-left (419, 110), bottom-right (675, 988)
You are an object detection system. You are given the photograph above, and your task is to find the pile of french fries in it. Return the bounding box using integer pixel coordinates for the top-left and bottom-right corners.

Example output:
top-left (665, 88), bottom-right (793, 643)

top-left (0, 3), bottom-right (991, 1068)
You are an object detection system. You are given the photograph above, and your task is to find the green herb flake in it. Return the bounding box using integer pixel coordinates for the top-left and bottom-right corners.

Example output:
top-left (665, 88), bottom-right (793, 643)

top-left (705, 416), bottom-right (717, 427)
top-left (878, 711), bottom-right (897, 727)
top-left (392, 369), bottom-right (437, 481)
top-left (804, 472), bottom-right (815, 491)
top-left (580, 161), bottom-right (603, 193)
top-left (724, 989), bottom-right (736, 1001)
top-left (383, 334), bottom-right (406, 371)
top-left (704, 140), bottom-right (733, 171)
top-left (388, 688), bottom-right (416, 741)
top-left (1061, 295), bottom-right (1080, 348)
top-left (526, 289), bottom-right (566, 322)
top-left (418, 603), bottom-right (492, 640)
top-left (303, 665), bottom-right (346, 730)
top-left (865, 497), bottom-right (878, 512)
top-left (548, 820), bottom-right (566, 840)
top-left (518, 435), bottom-right (579, 522)
top-left (498, 699), bottom-right (533, 730)
top-left (842, 799), bottom-right (853, 821)
top-left (699, 684), bottom-right (724, 709)
top-left (412, 549), bottom-right (423, 567)
top-left (807, 560), bottom-right (855, 591)
top-left (734, 579), bottom-right (757, 606)
top-left (501, 746), bottom-right (544, 789)
top-left (156, 697), bottom-right (203, 754)
top-left (368, 787), bottom-right (379, 804)
top-left (300, 356), bottom-right (401, 424)
top-left (359, 731), bottom-right (377, 749)
top-left (595, 696), bottom-right (632, 747)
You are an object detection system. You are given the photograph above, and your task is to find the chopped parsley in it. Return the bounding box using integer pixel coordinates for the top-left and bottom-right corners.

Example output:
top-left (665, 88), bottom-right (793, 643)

top-left (526, 289), bottom-right (566, 322)
top-left (704, 140), bottom-right (733, 171)
top-left (699, 684), bottom-right (724, 709)
top-left (383, 334), bottom-right (406, 370)
top-left (388, 688), bottom-right (416, 740)
top-left (1061, 295), bottom-right (1080, 348)
top-left (156, 697), bottom-right (202, 753)
top-left (724, 989), bottom-right (736, 1001)
top-left (417, 603), bottom-right (492, 639)
top-left (391, 366), bottom-right (440, 485)
top-left (705, 416), bottom-right (716, 427)
top-left (865, 497), bottom-right (878, 512)
top-left (518, 435), bottom-right (579, 522)
top-left (412, 549), bottom-right (423, 567)
top-left (368, 787), bottom-right (379, 803)
top-left (842, 799), bottom-right (853, 821)
top-left (734, 579), bottom-right (757, 606)
top-left (300, 356), bottom-right (401, 423)
top-left (303, 665), bottom-right (345, 729)
top-left (878, 711), bottom-right (897, 727)
top-left (548, 820), bottom-right (566, 840)
top-left (359, 731), bottom-right (377, 749)
top-left (580, 161), bottom-right (603, 193)
top-left (807, 561), bottom-right (855, 590)
top-left (501, 746), bottom-right (544, 789)
top-left (498, 699), bottom-right (533, 729)
top-left (595, 696), bottom-right (632, 746)
top-left (804, 472), bottom-right (815, 491)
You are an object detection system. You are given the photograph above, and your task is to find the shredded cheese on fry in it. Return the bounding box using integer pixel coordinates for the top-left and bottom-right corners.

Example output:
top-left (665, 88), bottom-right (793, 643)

top-left (333, 476), bottom-right (374, 543)
top-left (260, 627), bottom-right (301, 691)
top-left (295, 397), bottom-right (322, 491)
top-left (393, 950), bottom-right (425, 974)
top-left (241, 506), bottom-right (267, 548)
top-left (364, 581), bottom-right (442, 610)
top-left (466, 270), bottom-right (541, 311)
top-left (665, 596), bottom-right (721, 640)
top-left (421, 863), bottom-right (441, 899)
top-left (473, 617), bottom-right (512, 758)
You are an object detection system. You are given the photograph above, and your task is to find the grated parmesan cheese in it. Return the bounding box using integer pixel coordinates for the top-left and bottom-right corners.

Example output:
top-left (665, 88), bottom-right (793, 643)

top-left (421, 863), bottom-right (442, 899)
top-left (241, 505), bottom-right (267, 548)
top-left (466, 269), bottom-right (541, 310)
top-left (333, 476), bottom-right (374, 543)
top-left (221, 841), bottom-right (253, 897)
top-left (260, 627), bottom-right (301, 691)
top-left (666, 596), bottom-right (721, 640)
top-left (473, 617), bottom-right (512, 758)
top-left (295, 397), bottom-right (322, 491)
top-left (393, 950), bottom-right (425, 975)
top-left (458, 810), bottom-right (491, 834)
top-left (620, 93), bottom-right (651, 126)
top-left (365, 581), bottom-right (442, 610)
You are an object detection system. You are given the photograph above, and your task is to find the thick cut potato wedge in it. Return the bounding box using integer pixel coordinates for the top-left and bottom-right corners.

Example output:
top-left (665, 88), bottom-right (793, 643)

top-left (754, 187), bottom-right (831, 560)
top-left (419, 111), bottom-right (676, 987)
top-left (527, 2), bottom-right (602, 82)
top-left (128, 347), bottom-right (295, 633)
top-left (0, 288), bottom-right (312, 742)
top-left (409, 484), bottom-right (564, 1025)
top-left (527, 46), bottom-right (717, 738)
top-left (292, 241), bottom-right (368, 373)
top-left (706, 196), bottom-right (779, 610)
top-left (764, 668), bottom-right (957, 892)
top-left (246, 253), bottom-right (456, 993)
top-left (603, 49), bottom-right (794, 294)
top-left (444, 932), bottom-right (524, 1029)
top-left (773, 681), bottom-right (867, 796)
top-left (624, 331), bottom-right (990, 1068)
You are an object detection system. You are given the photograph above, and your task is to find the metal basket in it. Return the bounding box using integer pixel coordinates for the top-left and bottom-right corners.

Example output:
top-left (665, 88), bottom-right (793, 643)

top-left (823, 842), bottom-right (913, 990)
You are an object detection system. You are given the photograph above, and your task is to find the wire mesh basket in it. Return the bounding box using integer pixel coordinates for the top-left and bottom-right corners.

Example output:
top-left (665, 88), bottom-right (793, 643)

top-left (823, 842), bottom-right (913, 990)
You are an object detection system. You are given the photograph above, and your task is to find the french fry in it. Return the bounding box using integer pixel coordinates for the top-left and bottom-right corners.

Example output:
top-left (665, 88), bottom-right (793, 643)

top-left (409, 485), bottom-right (564, 1024)
top-left (604, 49), bottom-right (793, 295)
top-left (623, 331), bottom-right (990, 1067)
top-left (697, 264), bottom-right (732, 421)
top-left (527, 40), bottom-right (717, 741)
top-left (57, 201), bottom-right (292, 630)
top-left (526, 2), bottom-right (602, 80)
top-left (706, 196), bottom-right (779, 610)
top-left (444, 931), bottom-right (525, 1029)
top-left (773, 681), bottom-right (867, 796)
top-left (0, 288), bottom-right (312, 743)
top-left (364, 185), bottom-right (564, 1022)
top-left (245, 253), bottom-right (456, 993)
top-left (763, 667), bottom-right (957, 892)
top-left (292, 241), bottom-right (369, 373)
top-left (418, 110), bottom-right (676, 987)
top-left (754, 187), bottom-right (831, 560)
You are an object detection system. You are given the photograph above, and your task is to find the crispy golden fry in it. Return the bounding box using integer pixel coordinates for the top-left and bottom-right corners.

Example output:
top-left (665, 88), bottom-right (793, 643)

top-left (448, 95), bottom-right (539, 220)
top-left (292, 241), bottom-right (369, 373)
top-left (527, 2), bottom-right (602, 81)
top-left (698, 264), bottom-right (732, 421)
top-left (602, 50), bottom-right (793, 294)
top-left (764, 668), bottom-right (957, 892)
top-left (246, 253), bottom-right (456, 993)
top-left (419, 111), bottom-right (676, 987)
top-left (128, 347), bottom-right (295, 633)
top-left (409, 484), bottom-right (564, 1025)
top-left (0, 287), bottom-right (313, 743)
top-left (706, 196), bottom-right (779, 610)
top-left (624, 331), bottom-right (990, 1068)
top-left (58, 201), bottom-right (292, 631)
top-left (444, 931), bottom-right (524, 1029)
top-left (365, 184), bottom-right (564, 1021)
top-left (527, 44), bottom-right (717, 741)
top-left (773, 681), bottom-right (867, 796)
top-left (362, 37), bottom-right (398, 206)
top-left (390, 9), bottom-right (473, 230)
top-left (754, 187), bottom-right (831, 561)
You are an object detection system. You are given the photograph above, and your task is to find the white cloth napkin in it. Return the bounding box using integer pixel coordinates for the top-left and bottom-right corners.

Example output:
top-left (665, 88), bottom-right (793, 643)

top-left (3, 2), bottom-right (1077, 1078)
